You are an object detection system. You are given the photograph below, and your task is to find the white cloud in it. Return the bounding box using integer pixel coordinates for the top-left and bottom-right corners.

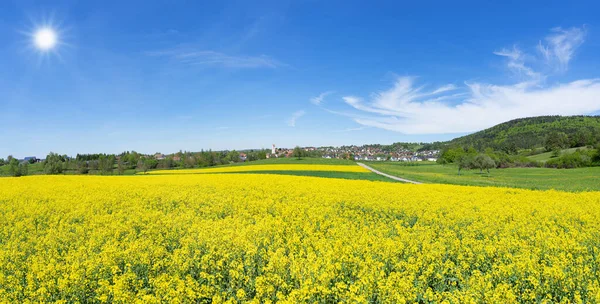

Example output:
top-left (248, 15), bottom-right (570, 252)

top-left (337, 26), bottom-right (599, 134)
top-left (493, 46), bottom-right (542, 81)
top-left (310, 91), bottom-right (335, 105)
top-left (149, 48), bottom-right (284, 69)
top-left (287, 110), bottom-right (306, 127)
top-left (539, 27), bottom-right (586, 71)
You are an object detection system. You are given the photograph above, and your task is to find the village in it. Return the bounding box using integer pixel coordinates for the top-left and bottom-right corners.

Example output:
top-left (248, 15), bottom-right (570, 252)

top-left (266, 144), bottom-right (439, 162)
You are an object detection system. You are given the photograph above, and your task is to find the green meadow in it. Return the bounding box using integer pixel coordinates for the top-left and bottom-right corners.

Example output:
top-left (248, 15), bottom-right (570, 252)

top-left (366, 161), bottom-right (600, 191)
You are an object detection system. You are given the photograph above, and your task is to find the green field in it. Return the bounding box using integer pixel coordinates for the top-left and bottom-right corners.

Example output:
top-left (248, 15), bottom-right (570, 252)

top-left (226, 157), bottom-right (357, 166)
top-left (213, 170), bottom-right (397, 182)
top-left (366, 161), bottom-right (600, 191)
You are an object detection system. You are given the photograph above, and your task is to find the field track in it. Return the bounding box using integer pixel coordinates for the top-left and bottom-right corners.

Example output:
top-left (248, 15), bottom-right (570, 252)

top-left (357, 162), bottom-right (422, 184)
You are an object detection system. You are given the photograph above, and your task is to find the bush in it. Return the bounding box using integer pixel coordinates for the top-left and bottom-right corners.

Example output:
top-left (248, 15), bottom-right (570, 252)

top-left (76, 161), bottom-right (89, 174)
top-left (44, 152), bottom-right (65, 174)
top-left (8, 159), bottom-right (28, 177)
top-left (545, 150), bottom-right (594, 169)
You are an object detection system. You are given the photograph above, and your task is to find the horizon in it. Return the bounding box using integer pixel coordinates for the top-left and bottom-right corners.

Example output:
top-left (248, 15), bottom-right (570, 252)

top-left (2, 1), bottom-right (600, 158)
top-left (6, 114), bottom-right (599, 159)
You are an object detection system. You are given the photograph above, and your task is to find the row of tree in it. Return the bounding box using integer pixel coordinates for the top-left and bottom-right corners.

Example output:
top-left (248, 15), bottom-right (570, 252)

top-left (2, 149), bottom-right (272, 177)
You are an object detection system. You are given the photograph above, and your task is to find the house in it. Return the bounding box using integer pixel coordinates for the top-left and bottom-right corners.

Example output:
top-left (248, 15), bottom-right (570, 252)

top-left (23, 156), bottom-right (38, 163)
top-left (239, 153), bottom-right (247, 162)
top-left (173, 156), bottom-right (181, 162)
top-left (154, 153), bottom-right (165, 160)
top-left (427, 158), bottom-right (438, 162)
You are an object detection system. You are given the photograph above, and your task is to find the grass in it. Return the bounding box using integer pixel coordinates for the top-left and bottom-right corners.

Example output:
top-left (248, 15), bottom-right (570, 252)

top-left (366, 161), bottom-right (600, 192)
top-left (212, 170), bottom-right (398, 182)
top-left (526, 147), bottom-right (591, 162)
top-left (221, 157), bottom-right (358, 166)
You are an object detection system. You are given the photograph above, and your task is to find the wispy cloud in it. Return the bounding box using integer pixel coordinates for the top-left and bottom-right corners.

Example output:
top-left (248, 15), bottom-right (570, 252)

top-left (310, 91), bottom-right (335, 105)
top-left (335, 26), bottom-right (600, 134)
top-left (493, 46), bottom-right (542, 81)
top-left (538, 27), bottom-right (586, 71)
top-left (287, 110), bottom-right (306, 127)
top-left (148, 48), bottom-right (285, 69)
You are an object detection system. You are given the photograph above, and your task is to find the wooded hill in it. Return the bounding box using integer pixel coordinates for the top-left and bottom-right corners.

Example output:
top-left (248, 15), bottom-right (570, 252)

top-left (447, 115), bottom-right (600, 152)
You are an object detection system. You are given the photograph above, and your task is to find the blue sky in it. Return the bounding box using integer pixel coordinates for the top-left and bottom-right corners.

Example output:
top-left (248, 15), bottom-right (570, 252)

top-left (2, 0), bottom-right (600, 158)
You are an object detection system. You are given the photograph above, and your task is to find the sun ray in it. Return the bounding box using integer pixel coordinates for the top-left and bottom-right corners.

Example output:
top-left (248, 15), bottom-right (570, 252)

top-left (19, 12), bottom-right (70, 64)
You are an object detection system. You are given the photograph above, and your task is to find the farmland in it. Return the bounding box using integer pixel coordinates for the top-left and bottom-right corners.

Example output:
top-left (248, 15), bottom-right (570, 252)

top-left (144, 163), bottom-right (396, 182)
top-left (2, 170), bottom-right (600, 302)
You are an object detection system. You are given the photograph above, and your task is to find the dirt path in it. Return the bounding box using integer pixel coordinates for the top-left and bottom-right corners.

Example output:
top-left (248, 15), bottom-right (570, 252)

top-left (357, 163), bottom-right (423, 184)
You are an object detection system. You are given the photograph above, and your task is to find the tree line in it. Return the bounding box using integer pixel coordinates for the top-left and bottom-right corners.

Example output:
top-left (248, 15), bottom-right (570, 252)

top-left (1, 149), bottom-right (270, 177)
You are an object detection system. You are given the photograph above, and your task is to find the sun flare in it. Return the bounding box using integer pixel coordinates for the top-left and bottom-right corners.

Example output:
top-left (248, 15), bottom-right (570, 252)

top-left (34, 27), bottom-right (58, 51)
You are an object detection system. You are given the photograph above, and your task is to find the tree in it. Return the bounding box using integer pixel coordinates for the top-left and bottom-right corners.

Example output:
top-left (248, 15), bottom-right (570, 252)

top-left (225, 150), bottom-right (240, 163)
top-left (117, 158), bottom-right (125, 175)
top-left (138, 158), bottom-right (157, 173)
top-left (292, 146), bottom-right (304, 160)
top-left (8, 158), bottom-right (28, 177)
top-left (8, 158), bottom-right (19, 176)
top-left (137, 159), bottom-right (147, 173)
top-left (184, 154), bottom-right (197, 168)
top-left (20, 162), bottom-right (28, 176)
top-left (158, 157), bottom-right (175, 169)
top-left (44, 152), bottom-right (64, 174)
top-left (457, 155), bottom-right (473, 175)
top-left (593, 145), bottom-right (600, 164)
top-left (473, 154), bottom-right (496, 175)
top-left (545, 132), bottom-right (569, 152)
top-left (98, 155), bottom-right (115, 175)
top-left (438, 146), bottom-right (465, 164)
top-left (0, 158), bottom-right (5, 166)
top-left (76, 161), bottom-right (89, 174)
top-left (570, 129), bottom-right (592, 148)
top-left (551, 149), bottom-right (561, 158)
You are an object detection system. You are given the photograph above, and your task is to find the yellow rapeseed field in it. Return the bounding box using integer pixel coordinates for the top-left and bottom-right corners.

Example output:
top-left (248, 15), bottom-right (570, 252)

top-left (1, 174), bottom-right (600, 303)
top-left (144, 164), bottom-right (369, 175)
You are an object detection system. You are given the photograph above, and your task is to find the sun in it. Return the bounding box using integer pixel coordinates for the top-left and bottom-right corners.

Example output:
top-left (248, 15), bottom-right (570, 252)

top-left (19, 14), bottom-right (70, 63)
top-left (34, 27), bottom-right (58, 51)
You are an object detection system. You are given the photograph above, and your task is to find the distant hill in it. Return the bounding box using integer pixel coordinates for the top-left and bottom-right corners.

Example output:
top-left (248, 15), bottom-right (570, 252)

top-left (447, 115), bottom-right (600, 151)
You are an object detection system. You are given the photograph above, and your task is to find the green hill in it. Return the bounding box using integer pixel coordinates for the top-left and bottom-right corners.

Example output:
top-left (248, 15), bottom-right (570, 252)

top-left (447, 115), bottom-right (600, 152)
